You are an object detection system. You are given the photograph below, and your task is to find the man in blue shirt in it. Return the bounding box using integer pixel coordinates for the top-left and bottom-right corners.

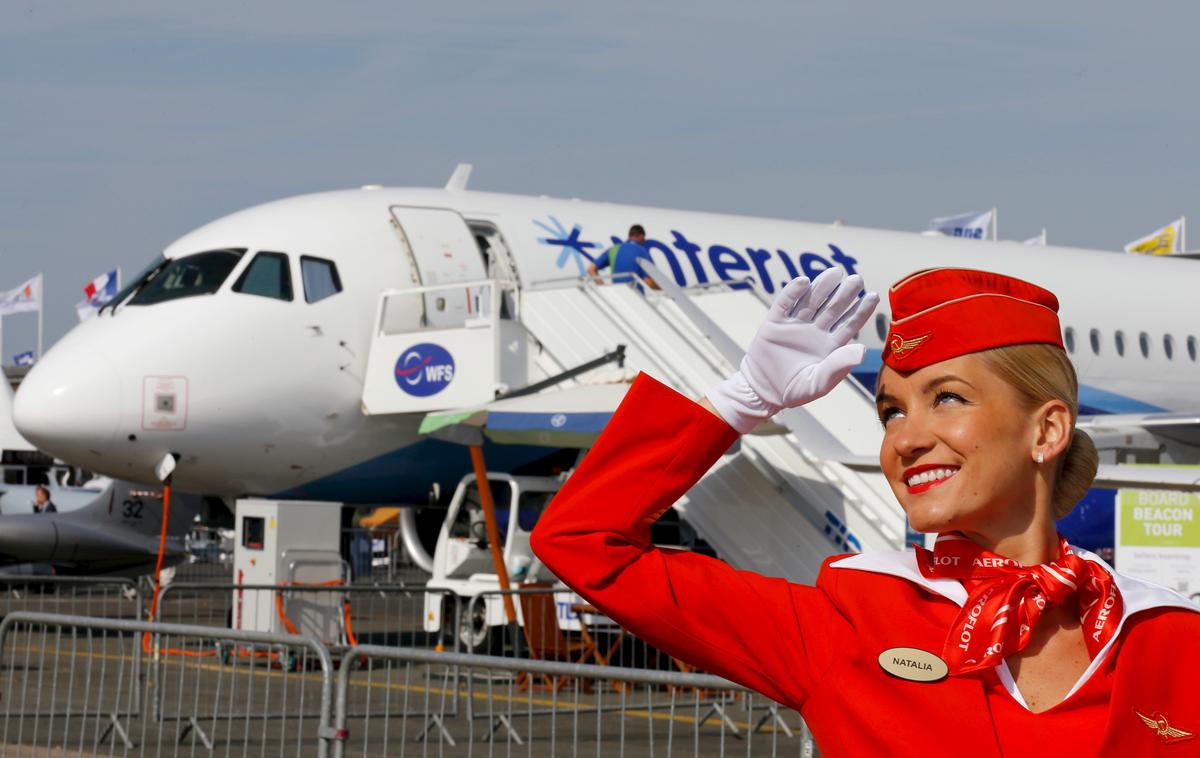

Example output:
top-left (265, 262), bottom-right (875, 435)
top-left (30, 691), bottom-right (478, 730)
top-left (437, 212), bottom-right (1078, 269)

top-left (587, 225), bottom-right (660, 290)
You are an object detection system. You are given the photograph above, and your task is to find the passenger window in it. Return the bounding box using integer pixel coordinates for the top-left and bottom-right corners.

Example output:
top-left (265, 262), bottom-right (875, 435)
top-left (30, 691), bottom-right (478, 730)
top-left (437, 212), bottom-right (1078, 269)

top-left (128, 250), bottom-right (244, 306)
top-left (1063, 327), bottom-right (1076, 354)
top-left (1164, 334), bottom-right (1175, 360)
top-left (1189, 336), bottom-right (1198, 362)
top-left (300, 256), bottom-right (343, 304)
top-left (1089, 328), bottom-right (1101, 355)
top-left (1138, 331), bottom-right (1150, 358)
top-left (875, 313), bottom-right (889, 341)
top-left (1114, 331), bottom-right (1126, 357)
top-left (234, 252), bottom-right (293, 301)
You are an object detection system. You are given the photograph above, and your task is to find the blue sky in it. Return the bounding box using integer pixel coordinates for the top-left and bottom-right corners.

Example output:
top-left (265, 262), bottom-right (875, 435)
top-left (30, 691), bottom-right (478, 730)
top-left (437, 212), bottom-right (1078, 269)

top-left (1, 1), bottom-right (1195, 355)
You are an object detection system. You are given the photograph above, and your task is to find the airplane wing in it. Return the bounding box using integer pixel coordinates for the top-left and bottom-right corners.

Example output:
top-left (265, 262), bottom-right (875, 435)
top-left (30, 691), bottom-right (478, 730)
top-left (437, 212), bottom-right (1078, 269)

top-left (420, 382), bottom-right (631, 448)
top-left (1076, 411), bottom-right (1200, 463)
top-left (839, 455), bottom-right (1200, 492)
top-left (1076, 412), bottom-right (1200, 431)
top-left (1090, 464), bottom-right (1200, 491)
top-left (420, 379), bottom-right (794, 449)
top-left (423, 379), bottom-right (1200, 492)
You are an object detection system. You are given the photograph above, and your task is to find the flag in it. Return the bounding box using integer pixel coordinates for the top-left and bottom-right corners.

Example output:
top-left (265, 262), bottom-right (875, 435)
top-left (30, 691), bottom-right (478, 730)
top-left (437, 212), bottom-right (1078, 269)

top-left (1023, 229), bottom-right (1047, 246)
top-left (0, 275), bottom-right (41, 317)
top-left (1124, 218), bottom-right (1185, 255)
top-left (928, 209), bottom-right (994, 240)
top-left (74, 268), bottom-right (120, 322)
top-left (13, 351), bottom-right (33, 367)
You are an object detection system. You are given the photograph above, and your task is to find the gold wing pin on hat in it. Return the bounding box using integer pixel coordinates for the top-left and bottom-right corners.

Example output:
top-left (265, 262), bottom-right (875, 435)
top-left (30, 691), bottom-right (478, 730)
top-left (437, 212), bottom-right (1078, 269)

top-left (888, 333), bottom-right (930, 359)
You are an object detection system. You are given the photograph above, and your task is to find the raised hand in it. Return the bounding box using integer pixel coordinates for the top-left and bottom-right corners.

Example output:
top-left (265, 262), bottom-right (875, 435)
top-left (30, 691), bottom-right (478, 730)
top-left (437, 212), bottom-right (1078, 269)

top-left (706, 267), bottom-right (880, 434)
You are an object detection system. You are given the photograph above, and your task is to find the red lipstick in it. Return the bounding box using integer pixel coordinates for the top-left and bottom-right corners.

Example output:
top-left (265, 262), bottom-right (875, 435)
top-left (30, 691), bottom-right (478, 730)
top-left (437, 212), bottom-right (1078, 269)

top-left (901, 463), bottom-right (960, 494)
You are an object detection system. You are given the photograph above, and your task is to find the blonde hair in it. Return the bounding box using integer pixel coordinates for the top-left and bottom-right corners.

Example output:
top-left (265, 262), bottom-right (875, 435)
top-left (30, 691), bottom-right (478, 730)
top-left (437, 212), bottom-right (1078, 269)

top-left (977, 344), bottom-right (1099, 519)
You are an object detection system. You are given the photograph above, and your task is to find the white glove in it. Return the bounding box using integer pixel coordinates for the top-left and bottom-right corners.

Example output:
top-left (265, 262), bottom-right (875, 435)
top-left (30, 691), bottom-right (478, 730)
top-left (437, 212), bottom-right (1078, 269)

top-left (706, 267), bottom-right (880, 434)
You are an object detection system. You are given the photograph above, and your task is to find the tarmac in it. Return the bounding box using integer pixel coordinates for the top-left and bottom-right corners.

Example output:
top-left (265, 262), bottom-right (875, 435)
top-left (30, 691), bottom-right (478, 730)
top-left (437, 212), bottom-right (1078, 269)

top-left (0, 562), bottom-right (809, 756)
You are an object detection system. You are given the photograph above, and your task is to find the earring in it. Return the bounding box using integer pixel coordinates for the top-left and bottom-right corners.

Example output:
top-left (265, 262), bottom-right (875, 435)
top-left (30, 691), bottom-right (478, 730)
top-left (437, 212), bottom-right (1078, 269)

top-left (1036, 451), bottom-right (1045, 464)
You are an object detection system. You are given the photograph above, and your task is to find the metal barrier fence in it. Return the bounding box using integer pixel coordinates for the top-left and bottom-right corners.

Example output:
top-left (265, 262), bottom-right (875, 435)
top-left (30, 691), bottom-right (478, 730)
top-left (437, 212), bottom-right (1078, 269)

top-left (153, 582), bottom-right (736, 679)
top-left (466, 586), bottom-right (701, 677)
top-left (151, 582), bottom-right (467, 729)
top-left (334, 645), bottom-right (815, 757)
top-left (0, 575), bottom-right (144, 621)
top-left (153, 583), bottom-right (458, 652)
top-left (0, 611), bottom-right (336, 757)
top-left (0, 611), bottom-right (816, 757)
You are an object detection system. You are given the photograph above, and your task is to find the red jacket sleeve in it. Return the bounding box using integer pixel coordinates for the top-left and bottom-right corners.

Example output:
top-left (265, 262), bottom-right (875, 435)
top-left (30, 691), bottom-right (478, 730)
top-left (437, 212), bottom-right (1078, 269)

top-left (530, 373), bottom-right (848, 709)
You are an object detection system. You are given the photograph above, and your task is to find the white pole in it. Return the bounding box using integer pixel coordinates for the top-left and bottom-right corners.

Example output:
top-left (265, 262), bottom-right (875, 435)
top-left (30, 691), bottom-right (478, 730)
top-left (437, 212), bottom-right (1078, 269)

top-left (992, 207), bottom-right (998, 241)
top-left (0, 315), bottom-right (4, 368)
top-left (1041, 228), bottom-right (1047, 246)
top-left (36, 273), bottom-right (44, 360)
top-left (1181, 216), bottom-right (1187, 254)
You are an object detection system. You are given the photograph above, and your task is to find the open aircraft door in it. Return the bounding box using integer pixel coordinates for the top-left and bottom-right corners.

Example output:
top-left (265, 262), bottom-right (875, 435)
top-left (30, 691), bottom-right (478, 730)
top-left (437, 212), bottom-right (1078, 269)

top-left (388, 206), bottom-right (488, 329)
top-left (363, 207), bottom-right (528, 415)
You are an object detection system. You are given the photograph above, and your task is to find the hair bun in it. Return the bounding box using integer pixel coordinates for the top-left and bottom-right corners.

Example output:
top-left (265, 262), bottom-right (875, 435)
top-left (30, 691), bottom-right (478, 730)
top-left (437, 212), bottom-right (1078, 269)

top-left (1054, 430), bottom-right (1098, 519)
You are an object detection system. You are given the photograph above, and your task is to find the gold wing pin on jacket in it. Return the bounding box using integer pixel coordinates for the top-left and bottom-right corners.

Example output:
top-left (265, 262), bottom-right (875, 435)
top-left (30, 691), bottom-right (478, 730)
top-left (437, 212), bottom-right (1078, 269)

top-left (1135, 710), bottom-right (1195, 744)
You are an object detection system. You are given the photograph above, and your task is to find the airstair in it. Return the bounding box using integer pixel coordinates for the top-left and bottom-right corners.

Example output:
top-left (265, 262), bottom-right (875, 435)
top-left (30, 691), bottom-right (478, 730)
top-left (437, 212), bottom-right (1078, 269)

top-left (517, 267), bottom-right (905, 583)
top-left (358, 264), bottom-right (905, 583)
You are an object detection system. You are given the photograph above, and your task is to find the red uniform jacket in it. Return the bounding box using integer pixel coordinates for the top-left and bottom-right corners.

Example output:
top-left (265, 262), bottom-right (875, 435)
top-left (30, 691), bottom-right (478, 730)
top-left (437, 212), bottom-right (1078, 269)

top-left (530, 374), bottom-right (1200, 757)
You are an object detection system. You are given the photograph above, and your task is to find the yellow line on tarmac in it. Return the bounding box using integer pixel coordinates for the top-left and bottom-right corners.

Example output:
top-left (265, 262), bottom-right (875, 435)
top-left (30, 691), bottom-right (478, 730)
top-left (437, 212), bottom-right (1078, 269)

top-left (3, 645), bottom-right (785, 732)
top-left (6, 644), bottom-right (134, 665)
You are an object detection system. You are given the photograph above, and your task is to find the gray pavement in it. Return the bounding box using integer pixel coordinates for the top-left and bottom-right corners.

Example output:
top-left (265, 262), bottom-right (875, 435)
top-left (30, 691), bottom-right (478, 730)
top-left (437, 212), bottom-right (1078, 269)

top-left (0, 574), bottom-right (808, 756)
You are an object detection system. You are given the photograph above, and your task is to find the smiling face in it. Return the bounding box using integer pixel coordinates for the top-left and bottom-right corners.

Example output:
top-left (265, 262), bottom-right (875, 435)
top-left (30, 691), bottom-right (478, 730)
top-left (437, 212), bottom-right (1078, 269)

top-left (876, 353), bottom-right (1046, 536)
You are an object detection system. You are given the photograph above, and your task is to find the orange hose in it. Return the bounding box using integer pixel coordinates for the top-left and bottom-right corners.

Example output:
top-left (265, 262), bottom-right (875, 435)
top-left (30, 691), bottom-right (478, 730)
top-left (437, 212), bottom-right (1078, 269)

top-left (142, 482), bottom-right (217, 657)
top-left (274, 579), bottom-right (358, 647)
top-left (275, 590), bottom-right (300, 635)
top-left (342, 601), bottom-right (358, 647)
top-left (152, 481), bottom-right (171, 585)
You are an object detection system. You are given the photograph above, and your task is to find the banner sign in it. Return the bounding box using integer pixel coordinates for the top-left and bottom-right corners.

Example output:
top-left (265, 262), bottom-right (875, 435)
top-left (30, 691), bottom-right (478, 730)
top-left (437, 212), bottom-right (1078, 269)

top-left (1116, 488), bottom-right (1200, 604)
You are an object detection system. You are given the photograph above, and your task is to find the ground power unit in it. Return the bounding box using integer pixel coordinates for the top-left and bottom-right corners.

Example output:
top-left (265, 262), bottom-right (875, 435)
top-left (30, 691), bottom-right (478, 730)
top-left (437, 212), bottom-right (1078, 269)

top-left (231, 499), bottom-right (347, 643)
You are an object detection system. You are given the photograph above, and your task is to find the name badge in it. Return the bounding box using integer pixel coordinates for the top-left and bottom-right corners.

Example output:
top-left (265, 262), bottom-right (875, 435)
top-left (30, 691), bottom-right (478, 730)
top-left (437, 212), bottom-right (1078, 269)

top-left (877, 647), bottom-right (948, 683)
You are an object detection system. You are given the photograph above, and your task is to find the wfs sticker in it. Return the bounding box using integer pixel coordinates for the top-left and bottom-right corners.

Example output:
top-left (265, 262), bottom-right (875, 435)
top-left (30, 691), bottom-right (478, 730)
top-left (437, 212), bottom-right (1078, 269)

top-left (394, 343), bottom-right (455, 397)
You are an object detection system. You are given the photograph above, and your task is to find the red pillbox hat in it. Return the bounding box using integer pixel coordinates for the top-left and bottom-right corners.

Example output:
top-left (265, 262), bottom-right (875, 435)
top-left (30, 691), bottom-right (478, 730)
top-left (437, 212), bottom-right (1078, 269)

top-left (882, 268), bottom-right (1064, 371)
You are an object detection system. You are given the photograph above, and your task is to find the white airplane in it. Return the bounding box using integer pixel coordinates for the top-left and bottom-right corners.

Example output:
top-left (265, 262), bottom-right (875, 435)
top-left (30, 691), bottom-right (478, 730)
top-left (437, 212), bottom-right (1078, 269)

top-left (12, 166), bottom-right (1200, 507)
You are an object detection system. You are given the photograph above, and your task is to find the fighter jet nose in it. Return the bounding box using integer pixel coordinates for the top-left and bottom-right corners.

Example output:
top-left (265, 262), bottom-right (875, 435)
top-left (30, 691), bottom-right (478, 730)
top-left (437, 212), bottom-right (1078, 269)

top-left (14, 341), bottom-right (121, 458)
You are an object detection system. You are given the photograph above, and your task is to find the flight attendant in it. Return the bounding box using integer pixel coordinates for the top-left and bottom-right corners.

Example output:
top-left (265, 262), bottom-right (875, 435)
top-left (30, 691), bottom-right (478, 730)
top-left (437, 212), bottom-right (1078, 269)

top-left (531, 266), bottom-right (1200, 756)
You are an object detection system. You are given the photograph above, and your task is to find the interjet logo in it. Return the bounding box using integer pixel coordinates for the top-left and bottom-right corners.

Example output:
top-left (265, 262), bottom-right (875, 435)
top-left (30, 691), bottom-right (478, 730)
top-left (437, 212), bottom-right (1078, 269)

top-left (394, 343), bottom-right (456, 397)
top-left (534, 215), bottom-right (860, 294)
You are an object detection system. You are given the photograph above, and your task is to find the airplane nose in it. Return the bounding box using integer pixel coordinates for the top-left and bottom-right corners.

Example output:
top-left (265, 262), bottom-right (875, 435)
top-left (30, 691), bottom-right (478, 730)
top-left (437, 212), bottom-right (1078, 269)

top-left (13, 342), bottom-right (121, 459)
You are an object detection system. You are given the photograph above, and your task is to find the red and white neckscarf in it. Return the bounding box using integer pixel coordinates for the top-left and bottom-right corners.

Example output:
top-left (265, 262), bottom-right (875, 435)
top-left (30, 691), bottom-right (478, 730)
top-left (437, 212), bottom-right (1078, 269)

top-left (915, 532), bottom-right (1123, 675)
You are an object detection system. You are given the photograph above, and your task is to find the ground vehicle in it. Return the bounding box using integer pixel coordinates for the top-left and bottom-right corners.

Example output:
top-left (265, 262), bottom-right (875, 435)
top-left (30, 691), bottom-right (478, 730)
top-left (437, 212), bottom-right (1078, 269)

top-left (423, 472), bottom-right (582, 653)
top-left (423, 469), bottom-right (714, 653)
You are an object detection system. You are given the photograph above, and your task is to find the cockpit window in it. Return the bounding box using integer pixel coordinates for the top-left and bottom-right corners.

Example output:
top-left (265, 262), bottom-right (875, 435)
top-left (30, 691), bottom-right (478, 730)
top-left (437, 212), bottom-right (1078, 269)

top-left (300, 256), bottom-right (342, 303)
top-left (102, 255), bottom-right (166, 313)
top-left (128, 250), bottom-right (244, 306)
top-left (233, 252), bottom-right (293, 301)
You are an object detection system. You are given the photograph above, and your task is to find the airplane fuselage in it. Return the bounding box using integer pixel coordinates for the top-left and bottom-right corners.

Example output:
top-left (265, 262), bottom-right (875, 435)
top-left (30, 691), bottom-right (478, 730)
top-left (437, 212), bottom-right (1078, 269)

top-left (14, 186), bottom-right (1196, 500)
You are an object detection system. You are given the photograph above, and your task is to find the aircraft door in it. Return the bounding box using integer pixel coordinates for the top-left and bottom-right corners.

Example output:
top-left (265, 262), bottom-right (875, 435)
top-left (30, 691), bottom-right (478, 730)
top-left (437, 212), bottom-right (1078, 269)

top-left (388, 207), bottom-right (488, 329)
